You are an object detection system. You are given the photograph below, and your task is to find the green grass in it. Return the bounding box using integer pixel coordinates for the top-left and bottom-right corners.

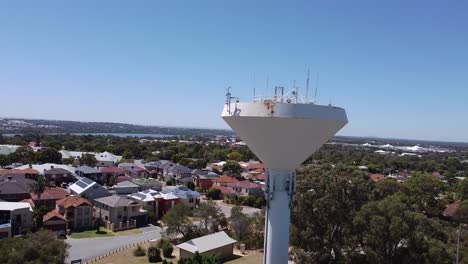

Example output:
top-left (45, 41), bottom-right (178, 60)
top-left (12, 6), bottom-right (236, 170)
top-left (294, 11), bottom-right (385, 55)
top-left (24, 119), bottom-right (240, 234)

top-left (70, 228), bottom-right (143, 239)
top-left (70, 229), bottom-right (114, 239)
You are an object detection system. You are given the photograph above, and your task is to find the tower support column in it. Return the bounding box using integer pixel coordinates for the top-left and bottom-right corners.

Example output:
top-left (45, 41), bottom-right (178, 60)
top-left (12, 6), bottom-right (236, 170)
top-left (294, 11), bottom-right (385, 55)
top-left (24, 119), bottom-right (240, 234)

top-left (264, 169), bottom-right (295, 264)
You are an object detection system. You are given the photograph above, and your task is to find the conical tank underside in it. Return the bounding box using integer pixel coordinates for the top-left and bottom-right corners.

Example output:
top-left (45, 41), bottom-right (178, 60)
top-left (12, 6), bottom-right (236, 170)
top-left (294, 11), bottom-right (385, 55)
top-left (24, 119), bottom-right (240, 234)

top-left (222, 102), bottom-right (348, 169)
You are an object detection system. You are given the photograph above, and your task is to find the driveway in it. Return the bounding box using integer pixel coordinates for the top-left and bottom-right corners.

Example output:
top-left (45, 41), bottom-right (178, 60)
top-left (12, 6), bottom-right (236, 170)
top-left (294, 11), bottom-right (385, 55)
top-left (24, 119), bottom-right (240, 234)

top-left (214, 201), bottom-right (261, 218)
top-left (66, 225), bottom-right (162, 263)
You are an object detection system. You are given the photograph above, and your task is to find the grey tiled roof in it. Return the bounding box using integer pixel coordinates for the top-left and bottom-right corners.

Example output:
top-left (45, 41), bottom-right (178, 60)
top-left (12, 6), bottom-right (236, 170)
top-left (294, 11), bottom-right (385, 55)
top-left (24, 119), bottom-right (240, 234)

top-left (76, 166), bottom-right (101, 174)
top-left (95, 195), bottom-right (137, 207)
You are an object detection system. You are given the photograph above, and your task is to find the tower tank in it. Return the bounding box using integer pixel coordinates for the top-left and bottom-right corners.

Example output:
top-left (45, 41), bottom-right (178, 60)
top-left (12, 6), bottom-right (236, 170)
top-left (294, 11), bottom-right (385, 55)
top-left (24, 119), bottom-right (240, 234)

top-left (222, 89), bottom-right (348, 264)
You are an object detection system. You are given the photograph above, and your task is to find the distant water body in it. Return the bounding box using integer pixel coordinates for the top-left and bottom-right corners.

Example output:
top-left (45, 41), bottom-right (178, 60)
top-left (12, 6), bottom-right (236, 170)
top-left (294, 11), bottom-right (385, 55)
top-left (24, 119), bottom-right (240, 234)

top-left (2, 133), bottom-right (175, 138)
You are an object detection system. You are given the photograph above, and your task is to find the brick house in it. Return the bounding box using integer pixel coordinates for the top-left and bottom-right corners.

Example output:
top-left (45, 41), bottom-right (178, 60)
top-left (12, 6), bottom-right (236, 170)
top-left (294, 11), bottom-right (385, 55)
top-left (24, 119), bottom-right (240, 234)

top-left (44, 167), bottom-right (75, 187)
top-left (94, 196), bottom-right (147, 230)
top-left (29, 187), bottom-right (69, 210)
top-left (56, 196), bottom-right (94, 231)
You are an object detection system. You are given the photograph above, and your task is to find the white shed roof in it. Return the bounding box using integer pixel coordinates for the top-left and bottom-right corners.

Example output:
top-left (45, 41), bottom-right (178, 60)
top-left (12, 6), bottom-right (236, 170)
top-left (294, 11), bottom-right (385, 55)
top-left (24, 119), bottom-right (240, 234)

top-left (176, 231), bottom-right (236, 253)
top-left (0, 202), bottom-right (33, 212)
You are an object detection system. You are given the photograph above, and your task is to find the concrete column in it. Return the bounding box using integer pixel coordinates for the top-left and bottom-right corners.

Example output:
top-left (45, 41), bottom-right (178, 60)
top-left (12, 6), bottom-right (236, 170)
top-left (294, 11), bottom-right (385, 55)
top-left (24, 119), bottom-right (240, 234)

top-left (264, 169), bottom-right (294, 264)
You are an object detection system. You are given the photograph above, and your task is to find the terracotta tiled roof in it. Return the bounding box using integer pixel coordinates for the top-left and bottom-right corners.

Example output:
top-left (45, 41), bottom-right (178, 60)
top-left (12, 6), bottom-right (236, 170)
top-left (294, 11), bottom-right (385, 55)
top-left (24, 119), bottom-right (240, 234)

top-left (20, 198), bottom-right (35, 208)
top-left (212, 185), bottom-right (234, 194)
top-left (215, 176), bottom-right (238, 184)
top-left (56, 196), bottom-right (92, 208)
top-left (229, 180), bottom-right (262, 189)
top-left (255, 173), bottom-right (266, 181)
top-left (31, 187), bottom-right (69, 201)
top-left (443, 202), bottom-right (461, 218)
top-left (0, 169), bottom-right (39, 175)
top-left (370, 174), bottom-right (386, 182)
top-left (43, 210), bottom-right (68, 222)
top-left (246, 163), bottom-right (265, 170)
top-left (101, 167), bottom-right (125, 173)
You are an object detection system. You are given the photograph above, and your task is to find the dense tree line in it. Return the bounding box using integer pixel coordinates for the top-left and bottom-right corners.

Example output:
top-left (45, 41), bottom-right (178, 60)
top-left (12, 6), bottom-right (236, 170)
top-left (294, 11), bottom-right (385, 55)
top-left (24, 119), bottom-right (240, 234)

top-left (290, 165), bottom-right (467, 264)
top-left (0, 134), bottom-right (257, 167)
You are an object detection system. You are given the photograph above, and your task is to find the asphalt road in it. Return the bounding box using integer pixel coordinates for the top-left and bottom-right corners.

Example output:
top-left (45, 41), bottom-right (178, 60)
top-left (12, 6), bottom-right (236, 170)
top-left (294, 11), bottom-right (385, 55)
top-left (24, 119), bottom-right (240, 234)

top-left (214, 201), bottom-right (261, 218)
top-left (66, 225), bottom-right (162, 264)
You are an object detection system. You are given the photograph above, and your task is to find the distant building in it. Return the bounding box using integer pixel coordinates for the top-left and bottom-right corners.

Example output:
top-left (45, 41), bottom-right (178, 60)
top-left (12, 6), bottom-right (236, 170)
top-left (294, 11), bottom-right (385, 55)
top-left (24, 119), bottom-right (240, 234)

top-left (370, 174), bottom-right (387, 182)
top-left (177, 231), bottom-right (236, 260)
top-left (60, 151), bottom-right (122, 168)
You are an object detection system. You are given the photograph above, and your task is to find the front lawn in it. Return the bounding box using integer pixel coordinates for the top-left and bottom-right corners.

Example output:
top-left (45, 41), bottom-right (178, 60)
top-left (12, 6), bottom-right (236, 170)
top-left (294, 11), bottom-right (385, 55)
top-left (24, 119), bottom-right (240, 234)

top-left (70, 228), bottom-right (143, 239)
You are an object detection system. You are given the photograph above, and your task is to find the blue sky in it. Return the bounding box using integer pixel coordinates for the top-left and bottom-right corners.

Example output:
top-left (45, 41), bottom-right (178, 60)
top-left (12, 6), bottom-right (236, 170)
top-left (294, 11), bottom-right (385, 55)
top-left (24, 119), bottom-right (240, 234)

top-left (1, 1), bottom-right (467, 142)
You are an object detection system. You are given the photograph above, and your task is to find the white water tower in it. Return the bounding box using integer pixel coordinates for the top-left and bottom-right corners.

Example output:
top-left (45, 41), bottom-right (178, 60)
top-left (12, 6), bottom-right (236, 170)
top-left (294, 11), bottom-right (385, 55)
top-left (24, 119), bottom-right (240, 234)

top-left (222, 88), bottom-right (348, 264)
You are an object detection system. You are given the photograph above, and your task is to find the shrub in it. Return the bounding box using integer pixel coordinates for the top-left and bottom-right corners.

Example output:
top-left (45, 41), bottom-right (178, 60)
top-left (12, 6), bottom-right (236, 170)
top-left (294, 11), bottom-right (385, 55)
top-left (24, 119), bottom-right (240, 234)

top-left (166, 180), bottom-right (173, 186)
top-left (206, 188), bottom-right (221, 200)
top-left (147, 246), bottom-right (162, 263)
top-left (133, 245), bottom-right (146, 257)
top-left (161, 242), bottom-right (174, 258)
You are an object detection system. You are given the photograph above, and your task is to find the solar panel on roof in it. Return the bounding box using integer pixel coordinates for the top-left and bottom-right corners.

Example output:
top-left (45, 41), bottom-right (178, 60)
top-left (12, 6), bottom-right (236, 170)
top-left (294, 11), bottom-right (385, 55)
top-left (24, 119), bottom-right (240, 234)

top-left (81, 177), bottom-right (94, 185)
top-left (75, 181), bottom-right (88, 189)
top-left (133, 193), bottom-right (146, 199)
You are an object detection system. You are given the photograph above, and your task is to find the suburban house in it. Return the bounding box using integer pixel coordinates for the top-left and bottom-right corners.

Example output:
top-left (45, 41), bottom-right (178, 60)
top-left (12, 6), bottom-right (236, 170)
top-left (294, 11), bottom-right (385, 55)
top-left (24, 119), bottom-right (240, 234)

top-left (0, 175), bottom-right (34, 202)
top-left (56, 196), bottom-right (94, 231)
top-left (161, 185), bottom-right (201, 209)
top-left (228, 180), bottom-right (263, 197)
top-left (28, 187), bottom-right (69, 209)
top-left (127, 187), bottom-right (191, 219)
top-left (118, 163), bottom-right (135, 170)
top-left (192, 170), bottom-right (214, 192)
top-left (0, 202), bottom-right (33, 236)
top-left (116, 175), bottom-right (132, 183)
top-left (42, 210), bottom-right (68, 234)
top-left (75, 166), bottom-right (104, 184)
top-left (44, 167), bottom-right (75, 187)
top-left (155, 192), bottom-right (180, 218)
top-left (214, 176), bottom-right (238, 187)
top-left (0, 168), bottom-right (39, 181)
top-left (128, 189), bottom-right (160, 216)
top-left (177, 231), bottom-right (237, 260)
top-left (144, 160), bottom-right (172, 176)
top-left (114, 181), bottom-right (140, 195)
top-left (100, 166), bottom-right (125, 185)
top-left (60, 151), bottom-right (122, 168)
top-left (94, 196), bottom-right (147, 231)
top-left (164, 165), bottom-right (192, 182)
top-left (211, 185), bottom-right (234, 199)
top-left (69, 178), bottom-right (110, 202)
top-left (95, 152), bottom-right (123, 168)
top-left (144, 160), bottom-right (172, 177)
top-left (131, 178), bottom-right (163, 191)
top-left (124, 166), bottom-right (148, 178)
top-left (370, 173), bottom-right (387, 182)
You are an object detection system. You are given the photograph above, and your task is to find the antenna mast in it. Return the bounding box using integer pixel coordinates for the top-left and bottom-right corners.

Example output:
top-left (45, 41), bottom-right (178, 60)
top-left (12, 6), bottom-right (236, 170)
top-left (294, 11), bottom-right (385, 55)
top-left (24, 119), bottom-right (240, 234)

top-left (314, 72), bottom-right (319, 102)
top-left (306, 68), bottom-right (310, 103)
